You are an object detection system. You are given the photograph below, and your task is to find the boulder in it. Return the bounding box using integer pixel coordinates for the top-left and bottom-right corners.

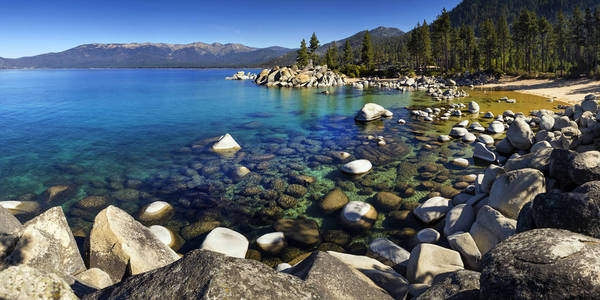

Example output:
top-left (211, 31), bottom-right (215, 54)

top-left (340, 201), bottom-right (378, 230)
top-left (341, 159), bottom-right (372, 175)
top-left (413, 197), bottom-right (452, 223)
top-left (468, 101), bottom-right (480, 114)
top-left (288, 251), bottom-right (394, 300)
top-left (473, 142), bottom-right (496, 162)
top-left (581, 98), bottom-right (598, 113)
top-left (327, 251), bottom-right (409, 299)
top-left (568, 150), bottom-right (600, 185)
top-left (477, 134), bottom-right (494, 146)
top-left (479, 165), bottom-right (504, 194)
top-left (540, 115), bottom-right (555, 131)
top-left (368, 238), bottom-right (410, 266)
top-left (506, 118), bottom-right (534, 150)
top-left (451, 158), bottom-right (469, 168)
top-left (407, 243), bottom-right (464, 284)
top-left (462, 132), bottom-right (476, 143)
top-left (495, 137), bottom-right (514, 154)
top-left (43, 184), bottom-right (77, 204)
top-left (532, 190), bottom-right (600, 238)
top-left (256, 232), bottom-right (286, 254)
top-left (211, 133), bottom-right (241, 151)
top-left (447, 232), bottom-right (482, 271)
top-left (89, 205), bottom-right (180, 283)
top-left (74, 268), bottom-right (113, 290)
top-left (0, 265), bottom-right (78, 300)
top-left (274, 218), bottom-right (320, 246)
top-left (530, 140), bottom-right (551, 153)
top-left (469, 205), bottom-right (516, 254)
top-left (503, 148), bottom-right (552, 173)
top-left (480, 229), bottom-right (600, 299)
top-left (416, 228), bottom-right (440, 243)
top-left (320, 188), bottom-right (349, 213)
top-left (374, 192), bottom-right (402, 211)
top-left (4, 207), bottom-right (86, 278)
top-left (0, 200), bottom-right (40, 216)
top-left (137, 201), bottom-right (174, 225)
top-left (201, 227), bottom-right (249, 258)
top-left (355, 103), bottom-right (386, 121)
top-left (444, 204), bottom-right (475, 237)
top-left (449, 127), bottom-right (468, 138)
top-left (488, 168), bottom-right (546, 219)
top-left (149, 225), bottom-right (184, 251)
top-left (416, 270), bottom-right (480, 300)
top-left (487, 121), bottom-right (505, 134)
top-left (86, 250), bottom-right (320, 299)
top-left (0, 206), bottom-right (23, 259)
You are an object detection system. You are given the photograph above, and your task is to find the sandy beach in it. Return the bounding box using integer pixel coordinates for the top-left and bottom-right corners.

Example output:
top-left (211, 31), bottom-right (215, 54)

top-left (481, 76), bottom-right (600, 104)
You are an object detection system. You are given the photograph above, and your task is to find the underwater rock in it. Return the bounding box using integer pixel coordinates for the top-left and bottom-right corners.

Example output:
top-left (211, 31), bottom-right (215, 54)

top-left (211, 133), bottom-right (241, 151)
top-left (374, 192), bottom-right (403, 211)
top-left (256, 232), bottom-right (286, 254)
top-left (112, 188), bottom-right (140, 202)
top-left (43, 184), bottom-right (77, 204)
top-left (77, 195), bottom-right (110, 210)
top-left (137, 201), bottom-right (175, 225)
top-left (341, 159), bottom-right (372, 174)
top-left (320, 188), bottom-right (349, 213)
top-left (274, 218), bottom-right (321, 247)
top-left (340, 201), bottom-right (378, 230)
top-left (0, 200), bottom-right (40, 216)
top-left (201, 227), bottom-right (249, 259)
top-left (286, 184), bottom-right (308, 198)
top-left (149, 225), bottom-right (184, 251)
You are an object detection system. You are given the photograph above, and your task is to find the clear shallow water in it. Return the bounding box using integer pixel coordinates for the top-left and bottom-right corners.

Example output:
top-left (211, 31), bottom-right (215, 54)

top-left (0, 69), bottom-right (560, 263)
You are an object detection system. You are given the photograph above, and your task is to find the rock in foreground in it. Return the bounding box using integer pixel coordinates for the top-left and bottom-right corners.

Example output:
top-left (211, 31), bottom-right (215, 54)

top-left (85, 249), bottom-right (319, 300)
top-left (0, 265), bottom-right (78, 300)
top-left (480, 228), bottom-right (600, 299)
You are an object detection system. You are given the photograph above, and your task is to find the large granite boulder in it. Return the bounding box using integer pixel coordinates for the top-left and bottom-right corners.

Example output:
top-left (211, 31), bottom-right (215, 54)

top-left (320, 188), bottom-right (348, 213)
top-left (568, 150), bottom-right (600, 185)
top-left (479, 165), bottom-right (504, 194)
top-left (416, 270), bottom-right (480, 300)
top-left (74, 268), bottom-right (113, 290)
top-left (407, 243), bottom-right (464, 284)
top-left (0, 206), bottom-right (23, 259)
top-left (444, 204), bottom-right (475, 237)
top-left (413, 197), bottom-right (452, 224)
top-left (503, 147), bottom-right (552, 173)
top-left (85, 250), bottom-right (319, 299)
top-left (211, 133), bottom-right (241, 151)
top-left (288, 251), bottom-right (394, 300)
top-left (355, 103), bottom-right (386, 121)
top-left (480, 228), bottom-right (600, 299)
top-left (488, 168), bottom-right (545, 219)
top-left (469, 205), bottom-right (516, 255)
top-left (506, 117), bottom-right (534, 150)
top-left (532, 189), bottom-right (600, 238)
top-left (200, 227), bottom-right (249, 258)
top-left (327, 251), bottom-right (409, 299)
top-left (0, 265), bottom-right (78, 300)
top-left (89, 205), bottom-right (180, 283)
top-left (448, 232), bottom-right (482, 271)
top-left (368, 238), bottom-right (410, 266)
top-left (4, 207), bottom-right (86, 278)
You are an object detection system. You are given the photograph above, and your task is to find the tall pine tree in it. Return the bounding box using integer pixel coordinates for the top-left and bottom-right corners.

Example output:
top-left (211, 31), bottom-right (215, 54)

top-left (297, 39), bottom-right (309, 68)
top-left (361, 31), bottom-right (374, 70)
top-left (343, 40), bottom-right (354, 65)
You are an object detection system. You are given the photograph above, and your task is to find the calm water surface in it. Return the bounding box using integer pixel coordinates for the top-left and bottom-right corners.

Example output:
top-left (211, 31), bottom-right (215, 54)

top-left (0, 69), bottom-right (560, 262)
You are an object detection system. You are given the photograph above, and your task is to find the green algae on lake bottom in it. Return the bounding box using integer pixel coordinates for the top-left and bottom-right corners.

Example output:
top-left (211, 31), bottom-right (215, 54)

top-left (0, 69), bottom-right (566, 266)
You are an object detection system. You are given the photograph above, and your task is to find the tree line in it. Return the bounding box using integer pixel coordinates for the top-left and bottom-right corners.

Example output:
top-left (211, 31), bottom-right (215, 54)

top-left (297, 7), bottom-right (600, 78)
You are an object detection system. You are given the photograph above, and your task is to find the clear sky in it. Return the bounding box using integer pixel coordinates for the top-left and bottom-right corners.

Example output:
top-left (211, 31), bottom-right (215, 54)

top-left (0, 0), bottom-right (462, 58)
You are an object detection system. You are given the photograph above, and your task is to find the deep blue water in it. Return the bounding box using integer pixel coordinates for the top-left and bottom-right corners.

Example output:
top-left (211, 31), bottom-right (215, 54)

top-left (0, 69), bottom-right (415, 200)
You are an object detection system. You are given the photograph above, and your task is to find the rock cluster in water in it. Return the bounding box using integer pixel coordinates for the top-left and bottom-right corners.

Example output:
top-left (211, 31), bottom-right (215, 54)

top-left (225, 71), bottom-right (257, 80)
top-left (255, 64), bottom-right (346, 88)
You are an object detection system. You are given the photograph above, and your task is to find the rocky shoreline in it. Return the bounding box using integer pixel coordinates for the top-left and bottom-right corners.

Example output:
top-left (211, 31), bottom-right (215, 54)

top-left (2, 90), bottom-right (600, 298)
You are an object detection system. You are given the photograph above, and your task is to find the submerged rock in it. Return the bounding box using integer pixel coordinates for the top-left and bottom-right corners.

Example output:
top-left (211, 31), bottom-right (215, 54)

top-left (149, 225), bottom-right (184, 251)
top-left (137, 201), bottom-right (174, 225)
top-left (274, 218), bottom-right (320, 247)
top-left (256, 232), bottom-right (286, 254)
top-left (341, 159), bottom-right (372, 175)
top-left (340, 201), bottom-right (378, 230)
top-left (320, 188), bottom-right (349, 213)
top-left (201, 227), bottom-right (249, 258)
top-left (0, 200), bottom-right (40, 216)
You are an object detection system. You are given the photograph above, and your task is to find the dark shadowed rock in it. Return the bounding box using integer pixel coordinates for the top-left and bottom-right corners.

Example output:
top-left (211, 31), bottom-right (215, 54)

top-left (549, 149), bottom-right (574, 188)
top-left (416, 270), bottom-right (480, 300)
top-left (274, 218), bottom-right (320, 247)
top-left (288, 251), bottom-right (394, 300)
top-left (85, 250), bottom-right (319, 300)
top-left (480, 228), bottom-right (600, 299)
top-left (515, 201), bottom-right (535, 233)
top-left (0, 206), bottom-right (23, 259)
top-left (532, 191), bottom-right (600, 238)
top-left (568, 150), bottom-right (600, 185)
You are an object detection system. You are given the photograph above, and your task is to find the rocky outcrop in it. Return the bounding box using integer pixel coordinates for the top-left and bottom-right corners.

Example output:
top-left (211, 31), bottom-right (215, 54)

top-left (225, 71), bottom-right (257, 80)
top-left (287, 251), bottom-right (394, 300)
top-left (354, 103), bottom-right (388, 122)
top-left (0, 206), bottom-right (23, 259)
top-left (4, 207), bottom-right (86, 279)
top-left (407, 243), bottom-right (464, 284)
top-left (480, 228), bottom-right (600, 299)
top-left (416, 270), bottom-right (480, 300)
top-left (255, 65), bottom-right (346, 88)
top-left (0, 265), bottom-right (78, 300)
top-left (85, 250), bottom-right (320, 299)
top-left (88, 205), bottom-right (180, 283)
top-left (488, 168), bottom-right (545, 219)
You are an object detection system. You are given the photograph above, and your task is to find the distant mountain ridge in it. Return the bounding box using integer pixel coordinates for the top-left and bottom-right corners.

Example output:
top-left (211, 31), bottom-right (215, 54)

top-left (0, 42), bottom-right (293, 68)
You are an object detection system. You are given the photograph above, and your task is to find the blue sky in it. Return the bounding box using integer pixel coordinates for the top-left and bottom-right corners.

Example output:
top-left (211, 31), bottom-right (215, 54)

top-left (0, 0), bottom-right (461, 58)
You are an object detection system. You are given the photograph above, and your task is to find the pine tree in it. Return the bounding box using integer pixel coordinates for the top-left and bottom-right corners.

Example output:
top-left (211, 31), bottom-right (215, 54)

top-left (309, 32), bottom-right (320, 62)
top-left (343, 40), bottom-right (353, 65)
top-left (297, 39), bottom-right (309, 68)
top-left (554, 10), bottom-right (569, 76)
top-left (538, 16), bottom-right (552, 72)
top-left (480, 19), bottom-right (497, 71)
top-left (361, 31), bottom-right (374, 70)
top-left (327, 41), bottom-right (339, 69)
top-left (497, 14), bottom-right (510, 72)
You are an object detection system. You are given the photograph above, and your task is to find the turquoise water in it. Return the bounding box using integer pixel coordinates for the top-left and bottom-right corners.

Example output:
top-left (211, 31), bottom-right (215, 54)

top-left (1, 68), bottom-right (486, 260)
